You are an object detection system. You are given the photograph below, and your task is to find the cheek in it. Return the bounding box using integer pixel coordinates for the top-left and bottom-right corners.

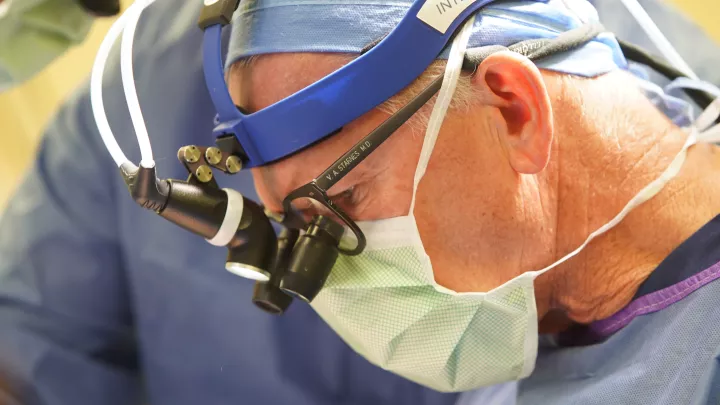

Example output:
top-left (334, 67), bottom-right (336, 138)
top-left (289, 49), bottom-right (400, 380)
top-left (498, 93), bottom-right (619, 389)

top-left (414, 136), bottom-right (479, 258)
top-left (353, 122), bottom-right (425, 219)
top-left (250, 170), bottom-right (283, 212)
top-left (414, 126), bottom-right (495, 234)
top-left (360, 177), bottom-right (414, 219)
top-left (412, 126), bottom-right (514, 291)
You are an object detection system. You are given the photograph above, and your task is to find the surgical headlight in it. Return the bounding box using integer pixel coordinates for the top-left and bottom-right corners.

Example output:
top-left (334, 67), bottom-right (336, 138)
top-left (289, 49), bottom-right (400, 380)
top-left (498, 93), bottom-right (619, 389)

top-left (91, 0), bottom-right (719, 315)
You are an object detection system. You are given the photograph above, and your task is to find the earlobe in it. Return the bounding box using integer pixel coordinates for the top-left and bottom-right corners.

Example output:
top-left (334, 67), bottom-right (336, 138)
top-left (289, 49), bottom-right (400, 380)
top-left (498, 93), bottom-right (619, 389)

top-left (472, 51), bottom-right (554, 174)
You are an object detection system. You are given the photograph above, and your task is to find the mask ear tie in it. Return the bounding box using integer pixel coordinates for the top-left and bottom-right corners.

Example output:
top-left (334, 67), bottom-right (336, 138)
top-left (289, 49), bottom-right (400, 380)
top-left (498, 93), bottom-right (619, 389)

top-left (618, 0), bottom-right (697, 80)
top-left (410, 16), bottom-right (476, 214)
top-left (694, 97), bottom-right (720, 133)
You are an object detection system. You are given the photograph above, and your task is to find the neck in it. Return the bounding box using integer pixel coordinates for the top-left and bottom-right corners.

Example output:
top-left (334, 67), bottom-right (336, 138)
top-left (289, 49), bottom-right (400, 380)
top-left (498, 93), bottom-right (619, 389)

top-left (539, 92), bottom-right (720, 332)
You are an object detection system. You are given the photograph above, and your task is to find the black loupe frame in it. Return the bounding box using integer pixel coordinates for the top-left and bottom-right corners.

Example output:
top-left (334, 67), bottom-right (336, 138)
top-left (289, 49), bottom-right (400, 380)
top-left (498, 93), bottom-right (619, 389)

top-left (282, 75), bottom-right (444, 256)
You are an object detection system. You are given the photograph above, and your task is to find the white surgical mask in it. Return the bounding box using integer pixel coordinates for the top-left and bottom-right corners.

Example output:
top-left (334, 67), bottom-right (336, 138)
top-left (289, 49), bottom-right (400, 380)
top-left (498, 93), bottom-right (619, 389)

top-left (310, 17), bottom-right (720, 392)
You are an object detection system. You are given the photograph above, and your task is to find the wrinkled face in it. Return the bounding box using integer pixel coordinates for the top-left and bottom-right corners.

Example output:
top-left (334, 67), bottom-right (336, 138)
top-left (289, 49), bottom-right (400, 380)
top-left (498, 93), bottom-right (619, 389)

top-left (228, 52), bottom-right (558, 294)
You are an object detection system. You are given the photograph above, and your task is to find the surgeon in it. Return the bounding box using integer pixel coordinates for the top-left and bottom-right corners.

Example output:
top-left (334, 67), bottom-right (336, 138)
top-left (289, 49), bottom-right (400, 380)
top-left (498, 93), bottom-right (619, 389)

top-left (0, 1), bottom-right (719, 405)
top-left (218, 0), bottom-right (720, 397)
top-left (0, 0), bottom-right (119, 90)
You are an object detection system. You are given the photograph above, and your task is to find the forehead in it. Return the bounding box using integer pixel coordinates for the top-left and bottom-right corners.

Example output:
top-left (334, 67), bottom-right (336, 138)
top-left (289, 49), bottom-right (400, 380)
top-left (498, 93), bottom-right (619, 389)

top-left (228, 53), bottom-right (355, 112)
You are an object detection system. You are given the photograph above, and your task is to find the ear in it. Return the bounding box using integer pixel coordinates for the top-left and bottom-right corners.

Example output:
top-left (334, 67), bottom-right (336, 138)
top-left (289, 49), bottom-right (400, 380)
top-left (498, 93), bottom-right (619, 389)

top-left (472, 51), bottom-right (554, 174)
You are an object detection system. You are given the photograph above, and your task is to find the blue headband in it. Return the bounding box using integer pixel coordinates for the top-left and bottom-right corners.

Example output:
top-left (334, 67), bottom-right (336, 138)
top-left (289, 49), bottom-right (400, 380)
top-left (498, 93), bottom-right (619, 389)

top-left (200, 0), bottom-right (632, 169)
top-left (227, 0), bottom-right (628, 77)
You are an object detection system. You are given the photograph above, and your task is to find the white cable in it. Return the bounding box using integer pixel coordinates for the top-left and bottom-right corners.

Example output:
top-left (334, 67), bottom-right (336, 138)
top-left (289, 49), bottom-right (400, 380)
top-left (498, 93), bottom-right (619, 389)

top-left (90, 4), bottom-right (136, 167)
top-left (121, 0), bottom-right (156, 168)
top-left (618, 0), bottom-right (698, 80)
top-left (91, 4), bottom-right (134, 167)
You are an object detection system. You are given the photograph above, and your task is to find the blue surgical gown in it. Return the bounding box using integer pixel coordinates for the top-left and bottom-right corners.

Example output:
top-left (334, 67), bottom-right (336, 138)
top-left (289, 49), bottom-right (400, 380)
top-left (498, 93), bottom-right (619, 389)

top-left (0, 1), bottom-right (718, 404)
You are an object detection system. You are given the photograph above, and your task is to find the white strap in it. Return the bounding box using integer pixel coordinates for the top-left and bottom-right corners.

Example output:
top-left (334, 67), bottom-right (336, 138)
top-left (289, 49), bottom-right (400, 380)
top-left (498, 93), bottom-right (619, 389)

top-left (618, 0), bottom-right (697, 80)
top-left (410, 15), bottom-right (476, 214)
top-left (529, 95), bottom-right (720, 278)
top-left (206, 188), bottom-right (245, 247)
top-left (529, 128), bottom-right (698, 278)
top-left (695, 97), bottom-right (720, 133)
top-left (665, 77), bottom-right (720, 100)
top-left (698, 122), bottom-right (720, 144)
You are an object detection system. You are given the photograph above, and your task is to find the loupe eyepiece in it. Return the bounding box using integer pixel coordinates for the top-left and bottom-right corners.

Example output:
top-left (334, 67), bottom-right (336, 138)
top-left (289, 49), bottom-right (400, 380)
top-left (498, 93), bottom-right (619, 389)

top-left (280, 215), bottom-right (344, 302)
top-left (225, 198), bottom-right (277, 282)
top-left (252, 229), bottom-right (299, 315)
top-left (253, 284), bottom-right (290, 314)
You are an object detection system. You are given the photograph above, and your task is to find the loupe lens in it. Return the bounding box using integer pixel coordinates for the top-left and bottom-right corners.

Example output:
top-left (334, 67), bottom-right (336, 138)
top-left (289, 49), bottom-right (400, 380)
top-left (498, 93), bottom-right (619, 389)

top-left (224, 196), bottom-right (278, 282)
top-left (280, 215), bottom-right (344, 302)
top-left (226, 262), bottom-right (270, 282)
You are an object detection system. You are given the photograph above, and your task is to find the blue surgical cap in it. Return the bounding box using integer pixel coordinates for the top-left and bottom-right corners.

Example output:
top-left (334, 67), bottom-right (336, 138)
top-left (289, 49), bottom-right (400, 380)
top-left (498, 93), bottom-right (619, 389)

top-left (227, 0), bottom-right (628, 78)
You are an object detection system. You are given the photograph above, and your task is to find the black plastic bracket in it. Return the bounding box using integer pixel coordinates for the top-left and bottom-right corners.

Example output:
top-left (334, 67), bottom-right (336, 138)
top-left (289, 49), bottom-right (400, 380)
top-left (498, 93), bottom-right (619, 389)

top-left (198, 0), bottom-right (241, 29)
top-left (215, 134), bottom-right (248, 162)
top-left (120, 162), bottom-right (170, 212)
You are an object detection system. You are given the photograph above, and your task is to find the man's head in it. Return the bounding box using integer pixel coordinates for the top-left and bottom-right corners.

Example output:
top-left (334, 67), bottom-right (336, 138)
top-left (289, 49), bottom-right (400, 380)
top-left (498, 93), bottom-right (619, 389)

top-left (229, 47), bottom-right (676, 300)
top-left (224, 0), bottom-right (686, 321)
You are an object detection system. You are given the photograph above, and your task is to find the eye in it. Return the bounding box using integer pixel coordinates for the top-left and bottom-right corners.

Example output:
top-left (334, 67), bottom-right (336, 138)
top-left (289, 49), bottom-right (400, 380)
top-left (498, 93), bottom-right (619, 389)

top-left (288, 186), bottom-right (361, 224)
top-left (290, 196), bottom-right (340, 223)
top-left (329, 186), bottom-right (356, 207)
